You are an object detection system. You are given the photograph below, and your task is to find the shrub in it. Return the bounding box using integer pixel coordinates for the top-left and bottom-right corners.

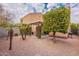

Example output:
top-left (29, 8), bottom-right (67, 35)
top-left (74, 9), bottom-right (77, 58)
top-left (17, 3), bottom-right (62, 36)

top-left (70, 23), bottom-right (79, 35)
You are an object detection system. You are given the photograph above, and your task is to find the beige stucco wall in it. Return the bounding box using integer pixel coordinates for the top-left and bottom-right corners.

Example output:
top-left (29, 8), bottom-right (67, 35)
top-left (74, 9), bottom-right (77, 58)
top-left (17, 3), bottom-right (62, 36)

top-left (21, 13), bottom-right (43, 33)
top-left (21, 13), bottom-right (43, 24)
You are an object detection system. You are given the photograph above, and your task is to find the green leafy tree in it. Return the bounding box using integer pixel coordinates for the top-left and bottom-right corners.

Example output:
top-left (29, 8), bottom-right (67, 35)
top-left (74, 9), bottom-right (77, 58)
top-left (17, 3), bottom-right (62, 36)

top-left (0, 4), bottom-right (16, 50)
top-left (0, 23), bottom-right (14, 50)
top-left (18, 23), bottom-right (29, 40)
top-left (43, 7), bottom-right (70, 41)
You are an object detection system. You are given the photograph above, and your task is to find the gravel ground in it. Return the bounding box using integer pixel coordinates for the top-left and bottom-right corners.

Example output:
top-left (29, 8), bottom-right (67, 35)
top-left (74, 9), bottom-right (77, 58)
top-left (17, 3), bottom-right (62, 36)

top-left (0, 35), bottom-right (79, 56)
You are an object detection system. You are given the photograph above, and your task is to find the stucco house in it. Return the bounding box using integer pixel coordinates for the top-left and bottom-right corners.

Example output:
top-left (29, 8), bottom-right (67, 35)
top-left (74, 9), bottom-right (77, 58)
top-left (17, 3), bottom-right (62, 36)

top-left (21, 13), bottom-right (43, 33)
top-left (21, 13), bottom-right (69, 38)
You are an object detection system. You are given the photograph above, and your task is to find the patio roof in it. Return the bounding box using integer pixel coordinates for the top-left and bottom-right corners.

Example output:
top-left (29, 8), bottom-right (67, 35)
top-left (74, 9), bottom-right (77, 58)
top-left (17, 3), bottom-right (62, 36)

top-left (21, 13), bottom-right (43, 24)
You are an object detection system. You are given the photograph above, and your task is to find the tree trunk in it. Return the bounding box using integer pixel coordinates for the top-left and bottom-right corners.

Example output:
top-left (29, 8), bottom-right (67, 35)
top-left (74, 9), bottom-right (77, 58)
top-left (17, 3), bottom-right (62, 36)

top-left (20, 29), bottom-right (25, 40)
top-left (53, 32), bottom-right (56, 43)
top-left (9, 29), bottom-right (13, 50)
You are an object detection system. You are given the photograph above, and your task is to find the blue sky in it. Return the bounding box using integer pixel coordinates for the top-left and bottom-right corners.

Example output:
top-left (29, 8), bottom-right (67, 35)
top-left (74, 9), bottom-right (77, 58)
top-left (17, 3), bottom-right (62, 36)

top-left (2, 3), bottom-right (79, 23)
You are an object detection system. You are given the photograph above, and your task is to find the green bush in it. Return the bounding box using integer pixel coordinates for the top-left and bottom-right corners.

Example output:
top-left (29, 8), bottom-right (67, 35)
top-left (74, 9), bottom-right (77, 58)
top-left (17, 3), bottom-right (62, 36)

top-left (70, 23), bottom-right (79, 35)
top-left (71, 23), bottom-right (78, 30)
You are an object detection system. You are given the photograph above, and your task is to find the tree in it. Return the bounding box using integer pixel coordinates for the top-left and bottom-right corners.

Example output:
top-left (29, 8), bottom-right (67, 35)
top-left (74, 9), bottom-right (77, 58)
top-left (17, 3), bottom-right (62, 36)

top-left (0, 4), bottom-right (15, 34)
top-left (1, 23), bottom-right (14, 50)
top-left (9, 28), bottom-right (13, 50)
top-left (0, 4), bottom-right (15, 50)
top-left (43, 7), bottom-right (70, 41)
top-left (18, 23), bottom-right (29, 40)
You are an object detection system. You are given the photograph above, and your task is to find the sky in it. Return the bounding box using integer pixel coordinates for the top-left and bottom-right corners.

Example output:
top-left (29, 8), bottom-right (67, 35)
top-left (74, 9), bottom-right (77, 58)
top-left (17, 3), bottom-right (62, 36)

top-left (2, 3), bottom-right (79, 24)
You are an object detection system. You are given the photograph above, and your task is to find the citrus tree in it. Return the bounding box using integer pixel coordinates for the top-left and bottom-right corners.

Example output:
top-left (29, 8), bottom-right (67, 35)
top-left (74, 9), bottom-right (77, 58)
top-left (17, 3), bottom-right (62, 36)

top-left (43, 7), bottom-right (70, 40)
top-left (0, 23), bottom-right (14, 50)
top-left (17, 23), bottom-right (31, 40)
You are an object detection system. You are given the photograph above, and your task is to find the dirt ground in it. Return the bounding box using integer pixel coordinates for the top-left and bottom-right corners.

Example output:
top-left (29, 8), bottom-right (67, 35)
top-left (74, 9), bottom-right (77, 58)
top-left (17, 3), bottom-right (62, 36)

top-left (0, 35), bottom-right (79, 56)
